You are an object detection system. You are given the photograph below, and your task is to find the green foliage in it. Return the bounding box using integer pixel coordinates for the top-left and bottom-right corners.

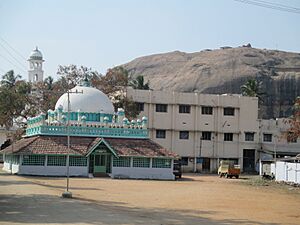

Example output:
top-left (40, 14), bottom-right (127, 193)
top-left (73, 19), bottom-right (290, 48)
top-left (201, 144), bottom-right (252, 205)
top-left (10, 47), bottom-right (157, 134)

top-left (129, 75), bottom-right (150, 90)
top-left (0, 71), bottom-right (31, 129)
top-left (240, 78), bottom-right (264, 102)
top-left (241, 78), bottom-right (259, 97)
top-left (113, 96), bottom-right (140, 120)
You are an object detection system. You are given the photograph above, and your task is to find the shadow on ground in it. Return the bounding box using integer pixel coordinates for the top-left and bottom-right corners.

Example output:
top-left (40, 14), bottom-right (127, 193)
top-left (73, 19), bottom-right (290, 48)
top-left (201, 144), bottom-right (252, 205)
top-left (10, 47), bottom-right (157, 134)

top-left (0, 172), bottom-right (101, 191)
top-left (0, 193), bottom-right (279, 225)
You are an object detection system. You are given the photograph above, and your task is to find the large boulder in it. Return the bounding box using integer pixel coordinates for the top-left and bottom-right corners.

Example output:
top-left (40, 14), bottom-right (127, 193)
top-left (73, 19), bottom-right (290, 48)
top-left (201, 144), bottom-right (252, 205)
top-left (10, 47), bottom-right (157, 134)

top-left (123, 47), bottom-right (300, 119)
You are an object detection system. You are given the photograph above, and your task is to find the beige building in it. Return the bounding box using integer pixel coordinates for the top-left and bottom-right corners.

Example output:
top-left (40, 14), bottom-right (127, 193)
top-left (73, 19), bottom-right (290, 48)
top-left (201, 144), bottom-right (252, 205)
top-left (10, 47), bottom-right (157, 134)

top-left (127, 88), bottom-right (262, 173)
top-left (259, 118), bottom-right (300, 157)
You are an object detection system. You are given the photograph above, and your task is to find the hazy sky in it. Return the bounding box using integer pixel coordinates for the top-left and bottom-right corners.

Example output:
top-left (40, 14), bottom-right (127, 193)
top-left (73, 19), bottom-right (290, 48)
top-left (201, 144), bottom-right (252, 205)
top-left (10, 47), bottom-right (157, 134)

top-left (0, 0), bottom-right (299, 80)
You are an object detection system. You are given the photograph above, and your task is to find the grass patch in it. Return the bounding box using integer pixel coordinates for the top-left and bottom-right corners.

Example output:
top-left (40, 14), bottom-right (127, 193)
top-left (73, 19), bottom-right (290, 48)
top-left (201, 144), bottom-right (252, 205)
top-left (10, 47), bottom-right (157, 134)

top-left (244, 176), bottom-right (274, 186)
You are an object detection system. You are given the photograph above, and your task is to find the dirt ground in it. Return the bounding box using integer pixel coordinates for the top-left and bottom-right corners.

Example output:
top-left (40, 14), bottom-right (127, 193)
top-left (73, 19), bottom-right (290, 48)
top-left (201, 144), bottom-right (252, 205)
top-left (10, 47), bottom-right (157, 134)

top-left (0, 170), bottom-right (299, 225)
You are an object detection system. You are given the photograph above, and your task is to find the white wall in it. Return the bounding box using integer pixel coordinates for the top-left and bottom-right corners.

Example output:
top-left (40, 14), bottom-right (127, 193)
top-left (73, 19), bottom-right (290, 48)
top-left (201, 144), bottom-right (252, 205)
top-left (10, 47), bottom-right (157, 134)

top-left (274, 161), bottom-right (300, 184)
top-left (19, 165), bottom-right (88, 177)
top-left (112, 167), bottom-right (175, 180)
top-left (3, 162), bottom-right (19, 174)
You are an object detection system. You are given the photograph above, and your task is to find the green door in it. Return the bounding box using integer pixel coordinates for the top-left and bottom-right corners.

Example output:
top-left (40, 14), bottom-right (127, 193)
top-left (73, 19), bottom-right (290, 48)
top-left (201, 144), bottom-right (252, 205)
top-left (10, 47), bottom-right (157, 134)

top-left (94, 154), bottom-right (106, 173)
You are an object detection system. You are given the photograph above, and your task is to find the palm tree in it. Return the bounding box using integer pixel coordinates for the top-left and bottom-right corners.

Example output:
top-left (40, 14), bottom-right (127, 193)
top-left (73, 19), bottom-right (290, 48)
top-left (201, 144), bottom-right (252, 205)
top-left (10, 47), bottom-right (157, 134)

top-left (129, 75), bottom-right (150, 90)
top-left (240, 78), bottom-right (263, 101)
top-left (1, 70), bottom-right (22, 88)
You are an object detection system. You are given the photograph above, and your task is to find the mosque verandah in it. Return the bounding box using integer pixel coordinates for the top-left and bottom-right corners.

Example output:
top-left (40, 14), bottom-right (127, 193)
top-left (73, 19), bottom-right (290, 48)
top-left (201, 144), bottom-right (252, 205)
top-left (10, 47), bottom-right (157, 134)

top-left (2, 135), bottom-right (176, 179)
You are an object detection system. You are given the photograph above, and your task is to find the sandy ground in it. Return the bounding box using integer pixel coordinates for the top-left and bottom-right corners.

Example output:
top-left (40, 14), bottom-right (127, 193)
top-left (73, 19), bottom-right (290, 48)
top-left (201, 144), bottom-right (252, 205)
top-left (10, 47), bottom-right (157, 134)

top-left (0, 171), bottom-right (299, 225)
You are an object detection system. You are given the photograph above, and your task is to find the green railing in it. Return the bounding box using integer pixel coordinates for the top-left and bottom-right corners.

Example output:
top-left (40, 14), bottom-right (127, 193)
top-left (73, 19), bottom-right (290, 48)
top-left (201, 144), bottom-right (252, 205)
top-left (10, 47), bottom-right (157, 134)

top-left (26, 125), bottom-right (148, 139)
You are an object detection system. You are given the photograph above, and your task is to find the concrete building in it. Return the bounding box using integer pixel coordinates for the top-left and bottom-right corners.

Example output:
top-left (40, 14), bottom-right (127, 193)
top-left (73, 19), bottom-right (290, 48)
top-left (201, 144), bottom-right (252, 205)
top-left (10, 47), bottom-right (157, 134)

top-left (127, 88), bottom-right (261, 173)
top-left (127, 88), bottom-right (300, 173)
top-left (259, 118), bottom-right (300, 157)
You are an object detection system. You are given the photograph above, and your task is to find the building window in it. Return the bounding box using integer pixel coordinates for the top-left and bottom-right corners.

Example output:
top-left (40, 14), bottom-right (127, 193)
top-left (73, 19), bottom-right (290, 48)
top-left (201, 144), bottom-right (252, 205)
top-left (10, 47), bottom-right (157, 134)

top-left (224, 107), bottom-right (235, 116)
top-left (113, 157), bottom-right (131, 167)
top-left (179, 105), bottom-right (191, 114)
top-left (181, 157), bottom-right (188, 166)
top-left (245, 132), bottom-right (254, 141)
top-left (136, 102), bottom-right (144, 111)
top-left (156, 104), bottom-right (168, 113)
top-left (5, 155), bottom-right (19, 164)
top-left (224, 133), bottom-right (233, 141)
top-left (152, 158), bottom-right (172, 168)
top-left (69, 156), bottom-right (87, 166)
top-left (156, 130), bottom-right (166, 139)
top-left (263, 133), bottom-right (272, 142)
top-left (22, 155), bottom-right (45, 166)
top-left (202, 106), bottom-right (213, 115)
top-left (47, 155), bottom-right (66, 166)
top-left (202, 132), bottom-right (212, 140)
top-left (133, 157), bottom-right (150, 168)
top-left (179, 131), bottom-right (189, 139)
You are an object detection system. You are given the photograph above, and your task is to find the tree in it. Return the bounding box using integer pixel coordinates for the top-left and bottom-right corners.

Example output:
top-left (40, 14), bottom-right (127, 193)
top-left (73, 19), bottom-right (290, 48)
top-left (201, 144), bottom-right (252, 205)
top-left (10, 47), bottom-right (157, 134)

top-left (287, 97), bottom-right (300, 140)
top-left (94, 66), bottom-right (128, 95)
top-left (0, 71), bottom-right (31, 129)
top-left (57, 65), bottom-right (101, 87)
top-left (1, 70), bottom-right (22, 88)
top-left (44, 76), bottom-right (54, 90)
top-left (240, 78), bottom-right (263, 101)
top-left (129, 75), bottom-right (150, 90)
top-left (31, 76), bottom-right (61, 113)
top-left (94, 66), bottom-right (141, 119)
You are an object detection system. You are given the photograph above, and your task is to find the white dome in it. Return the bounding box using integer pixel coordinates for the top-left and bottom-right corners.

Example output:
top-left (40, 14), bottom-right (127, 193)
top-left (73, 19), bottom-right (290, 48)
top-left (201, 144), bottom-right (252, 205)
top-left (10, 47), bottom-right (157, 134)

top-left (29, 47), bottom-right (43, 60)
top-left (55, 85), bottom-right (114, 114)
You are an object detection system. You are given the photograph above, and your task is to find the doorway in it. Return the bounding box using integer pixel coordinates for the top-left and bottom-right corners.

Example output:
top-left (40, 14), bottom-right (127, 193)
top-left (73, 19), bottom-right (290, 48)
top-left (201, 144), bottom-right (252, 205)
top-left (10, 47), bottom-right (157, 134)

top-left (89, 153), bottom-right (111, 176)
top-left (202, 158), bottom-right (211, 172)
top-left (243, 149), bottom-right (256, 173)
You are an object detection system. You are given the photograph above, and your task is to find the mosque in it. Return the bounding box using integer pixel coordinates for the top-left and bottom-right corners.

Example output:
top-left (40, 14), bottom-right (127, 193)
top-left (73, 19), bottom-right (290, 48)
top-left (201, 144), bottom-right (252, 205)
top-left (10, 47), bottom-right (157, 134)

top-left (2, 47), bottom-right (177, 180)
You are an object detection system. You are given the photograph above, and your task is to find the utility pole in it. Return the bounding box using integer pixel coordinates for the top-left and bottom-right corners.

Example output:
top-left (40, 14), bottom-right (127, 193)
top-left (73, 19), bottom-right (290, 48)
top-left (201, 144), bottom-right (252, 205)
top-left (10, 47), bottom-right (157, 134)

top-left (62, 89), bottom-right (83, 198)
top-left (194, 137), bottom-right (203, 173)
top-left (199, 137), bottom-right (203, 172)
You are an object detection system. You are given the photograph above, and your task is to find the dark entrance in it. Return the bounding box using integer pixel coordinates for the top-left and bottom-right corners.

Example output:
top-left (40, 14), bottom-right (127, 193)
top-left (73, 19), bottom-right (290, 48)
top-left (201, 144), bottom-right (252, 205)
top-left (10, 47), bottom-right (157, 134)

top-left (202, 158), bottom-right (210, 172)
top-left (243, 149), bottom-right (255, 173)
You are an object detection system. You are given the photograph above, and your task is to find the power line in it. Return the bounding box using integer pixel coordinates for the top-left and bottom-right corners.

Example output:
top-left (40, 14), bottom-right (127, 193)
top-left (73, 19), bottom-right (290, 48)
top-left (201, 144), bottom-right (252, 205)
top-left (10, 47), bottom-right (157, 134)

top-left (0, 36), bottom-right (27, 60)
top-left (0, 54), bottom-right (27, 74)
top-left (233, 0), bottom-right (300, 14)
top-left (0, 42), bottom-right (27, 70)
top-left (254, 0), bottom-right (300, 11)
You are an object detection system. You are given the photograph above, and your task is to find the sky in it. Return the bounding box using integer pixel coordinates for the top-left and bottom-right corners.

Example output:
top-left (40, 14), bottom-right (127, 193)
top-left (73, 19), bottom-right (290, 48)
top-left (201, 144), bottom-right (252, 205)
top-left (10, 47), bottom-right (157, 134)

top-left (0, 0), bottom-right (300, 80)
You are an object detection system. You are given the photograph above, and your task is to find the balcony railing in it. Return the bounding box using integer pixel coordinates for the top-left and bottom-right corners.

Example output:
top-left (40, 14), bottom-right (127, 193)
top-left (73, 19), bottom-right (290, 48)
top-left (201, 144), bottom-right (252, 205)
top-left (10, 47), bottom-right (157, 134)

top-left (26, 125), bottom-right (148, 139)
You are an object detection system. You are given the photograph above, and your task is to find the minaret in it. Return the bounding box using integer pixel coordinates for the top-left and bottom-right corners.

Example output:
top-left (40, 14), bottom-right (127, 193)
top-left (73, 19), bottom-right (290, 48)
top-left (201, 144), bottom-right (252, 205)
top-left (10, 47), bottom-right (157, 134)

top-left (28, 47), bottom-right (44, 83)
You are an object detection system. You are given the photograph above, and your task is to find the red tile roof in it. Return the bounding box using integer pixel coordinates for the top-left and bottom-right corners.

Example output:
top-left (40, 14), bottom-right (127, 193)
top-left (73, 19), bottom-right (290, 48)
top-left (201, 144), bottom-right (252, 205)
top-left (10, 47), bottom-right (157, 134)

top-left (1, 136), bottom-right (100, 155)
top-left (104, 138), bottom-right (178, 158)
top-left (1, 136), bottom-right (178, 158)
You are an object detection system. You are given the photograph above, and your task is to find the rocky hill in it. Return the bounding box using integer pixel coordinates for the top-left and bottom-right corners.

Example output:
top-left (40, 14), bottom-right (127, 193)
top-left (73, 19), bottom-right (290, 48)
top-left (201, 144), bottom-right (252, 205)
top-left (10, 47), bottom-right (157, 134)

top-left (122, 46), bottom-right (300, 119)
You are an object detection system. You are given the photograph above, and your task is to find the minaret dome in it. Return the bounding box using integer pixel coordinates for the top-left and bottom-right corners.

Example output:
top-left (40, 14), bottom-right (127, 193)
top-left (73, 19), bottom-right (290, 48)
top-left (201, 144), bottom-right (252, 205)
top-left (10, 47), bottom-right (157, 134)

top-left (28, 46), bottom-right (44, 83)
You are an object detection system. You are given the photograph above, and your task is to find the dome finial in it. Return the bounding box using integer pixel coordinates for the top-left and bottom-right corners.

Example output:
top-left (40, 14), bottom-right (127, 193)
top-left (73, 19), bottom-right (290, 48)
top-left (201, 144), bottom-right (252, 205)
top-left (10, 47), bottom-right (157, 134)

top-left (79, 74), bottom-right (91, 87)
top-left (29, 46), bottom-right (43, 60)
